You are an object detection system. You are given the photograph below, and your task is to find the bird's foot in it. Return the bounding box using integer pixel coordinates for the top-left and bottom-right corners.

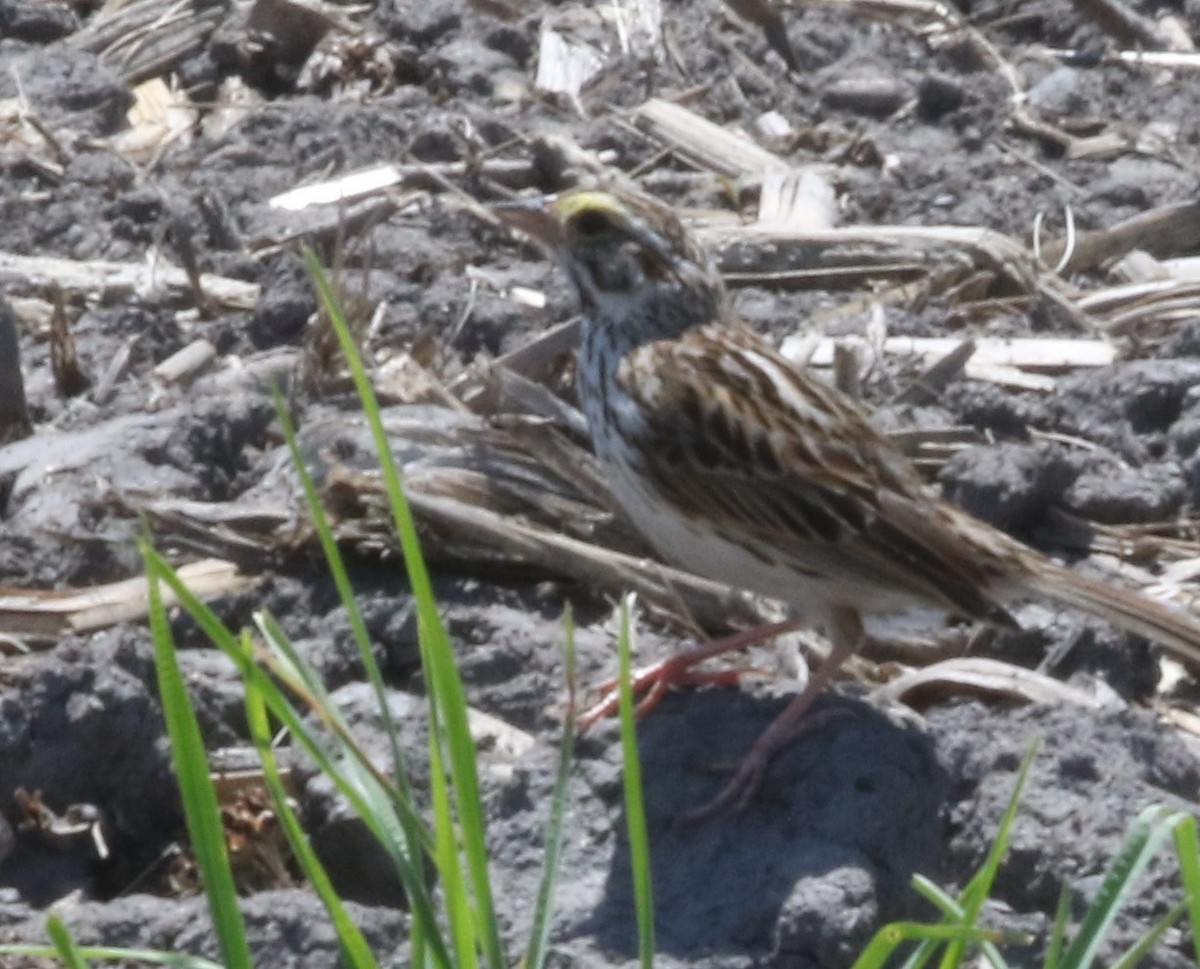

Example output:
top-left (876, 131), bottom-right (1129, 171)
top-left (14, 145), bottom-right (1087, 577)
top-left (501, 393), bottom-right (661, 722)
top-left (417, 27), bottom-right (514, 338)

top-left (576, 620), bottom-right (803, 731)
top-left (577, 656), bottom-right (754, 730)
top-left (683, 750), bottom-right (772, 821)
top-left (683, 703), bottom-right (850, 821)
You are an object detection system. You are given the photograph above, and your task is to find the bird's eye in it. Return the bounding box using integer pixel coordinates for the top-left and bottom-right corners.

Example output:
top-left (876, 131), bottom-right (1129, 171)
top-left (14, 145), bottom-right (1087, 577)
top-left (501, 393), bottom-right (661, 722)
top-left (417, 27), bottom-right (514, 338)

top-left (571, 208), bottom-right (613, 238)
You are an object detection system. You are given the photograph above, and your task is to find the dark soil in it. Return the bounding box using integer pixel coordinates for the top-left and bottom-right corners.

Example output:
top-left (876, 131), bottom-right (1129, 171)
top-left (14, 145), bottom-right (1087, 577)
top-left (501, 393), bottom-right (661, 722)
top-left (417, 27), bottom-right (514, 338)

top-left (3, 0), bottom-right (1200, 966)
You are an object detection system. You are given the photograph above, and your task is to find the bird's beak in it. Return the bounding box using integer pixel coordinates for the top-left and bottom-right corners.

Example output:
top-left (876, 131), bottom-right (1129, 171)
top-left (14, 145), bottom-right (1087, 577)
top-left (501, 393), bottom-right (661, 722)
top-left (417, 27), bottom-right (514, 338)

top-left (491, 196), bottom-right (563, 248)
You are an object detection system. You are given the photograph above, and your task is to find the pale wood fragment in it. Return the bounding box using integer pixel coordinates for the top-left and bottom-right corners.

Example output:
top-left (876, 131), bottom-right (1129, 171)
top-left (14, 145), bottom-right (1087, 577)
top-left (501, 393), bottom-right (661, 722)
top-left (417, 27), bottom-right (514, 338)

top-left (0, 252), bottom-right (260, 309)
top-left (268, 159), bottom-right (537, 211)
top-left (154, 339), bottom-right (218, 384)
top-left (1069, 0), bottom-right (1185, 51)
top-left (0, 559), bottom-right (253, 641)
top-left (111, 77), bottom-right (198, 163)
top-left (634, 98), bottom-right (791, 178)
top-left (784, 336), bottom-right (1116, 374)
top-left (873, 656), bottom-right (1116, 709)
top-left (534, 29), bottom-right (606, 99)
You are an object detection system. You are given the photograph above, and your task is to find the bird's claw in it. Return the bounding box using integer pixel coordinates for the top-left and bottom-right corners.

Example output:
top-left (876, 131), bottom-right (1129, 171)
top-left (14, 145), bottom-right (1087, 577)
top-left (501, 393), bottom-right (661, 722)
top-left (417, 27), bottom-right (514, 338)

top-left (683, 754), bottom-right (770, 822)
top-left (577, 659), bottom-right (752, 730)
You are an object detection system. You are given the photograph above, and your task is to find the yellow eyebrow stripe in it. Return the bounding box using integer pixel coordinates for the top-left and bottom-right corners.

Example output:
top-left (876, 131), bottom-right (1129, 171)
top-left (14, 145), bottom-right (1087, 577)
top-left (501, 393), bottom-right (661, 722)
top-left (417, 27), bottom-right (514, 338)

top-left (551, 190), bottom-right (624, 223)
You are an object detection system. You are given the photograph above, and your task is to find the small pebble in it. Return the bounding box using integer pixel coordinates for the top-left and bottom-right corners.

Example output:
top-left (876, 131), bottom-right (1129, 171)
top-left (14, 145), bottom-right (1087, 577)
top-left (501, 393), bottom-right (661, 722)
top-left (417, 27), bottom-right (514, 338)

top-left (917, 72), bottom-right (965, 120)
top-left (755, 110), bottom-right (793, 140)
top-left (1027, 66), bottom-right (1081, 114)
top-left (822, 77), bottom-right (905, 118)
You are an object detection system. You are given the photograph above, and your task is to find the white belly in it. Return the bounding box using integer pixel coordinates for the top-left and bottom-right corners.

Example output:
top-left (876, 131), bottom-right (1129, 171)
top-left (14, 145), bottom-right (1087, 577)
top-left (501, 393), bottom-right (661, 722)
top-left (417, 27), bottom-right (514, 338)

top-left (606, 461), bottom-right (821, 611)
top-left (603, 457), bottom-right (928, 619)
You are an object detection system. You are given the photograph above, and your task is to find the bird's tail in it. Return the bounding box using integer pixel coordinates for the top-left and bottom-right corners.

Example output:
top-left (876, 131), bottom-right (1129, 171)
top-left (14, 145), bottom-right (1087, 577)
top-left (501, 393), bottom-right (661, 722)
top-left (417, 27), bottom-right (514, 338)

top-left (1025, 561), bottom-right (1200, 670)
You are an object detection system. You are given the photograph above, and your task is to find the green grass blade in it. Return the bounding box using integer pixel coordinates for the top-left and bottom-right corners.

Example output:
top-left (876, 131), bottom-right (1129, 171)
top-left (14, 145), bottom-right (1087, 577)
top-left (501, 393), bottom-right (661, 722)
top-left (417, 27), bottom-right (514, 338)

top-left (1045, 879), bottom-right (1073, 969)
top-left (852, 922), bottom-right (1028, 969)
top-left (937, 739), bottom-right (1039, 969)
top-left (271, 385), bottom-right (414, 801)
top-left (1173, 813), bottom-right (1200, 965)
top-left (1057, 806), bottom-right (1187, 969)
top-left (142, 549), bottom-right (429, 862)
top-left (46, 916), bottom-right (89, 969)
top-left (420, 616), bottom-right (497, 968)
top-left (1109, 897), bottom-right (1189, 969)
top-left (900, 876), bottom-right (1023, 969)
top-left (522, 606), bottom-right (578, 969)
top-left (143, 547), bottom-right (252, 969)
top-left (306, 249), bottom-right (503, 969)
top-left (253, 610), bottom-right (432, 852)
top-left (911, 874), bottom-right (963, 916)
top-left (242, 648), bottom-right (380, 969)
top-left (960, 740), bottom-right (1040, 906)
top-left (248, 612), bottom-right (454, 969)
top-left (616, 595), bottom-right (655, 969)
top-left (0, 943), bottom-right (225, 969)
top-left (429, 720), bottom-right (480, 969)
top-left (250, 604), bottom-right (449, 969)
top-left (899, 877), bottom-right (959, 969)
top-left (141, 545), bottom-right (452, 969)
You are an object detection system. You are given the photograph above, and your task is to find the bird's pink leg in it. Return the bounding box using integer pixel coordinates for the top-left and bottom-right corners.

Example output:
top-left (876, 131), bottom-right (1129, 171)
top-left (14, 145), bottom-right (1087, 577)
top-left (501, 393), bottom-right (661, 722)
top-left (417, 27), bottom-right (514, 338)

top-left (577, 620), bottom-right (806, 729)
top-left (685, 607), bottom-right (864, 821)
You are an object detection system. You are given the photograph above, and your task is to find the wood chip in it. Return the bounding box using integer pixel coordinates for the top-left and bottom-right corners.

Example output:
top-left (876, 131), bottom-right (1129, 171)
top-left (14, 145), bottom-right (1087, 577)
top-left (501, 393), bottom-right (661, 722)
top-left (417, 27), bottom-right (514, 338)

top-left (267, 158), bottom-right (537, 212)
top-left (0, 251), bottom-right (260, 310)
top-left (534, 28), bottom-right (606, 99)
top-left (111, 77), bottom-right (199, 163)
top-left (0, 559), bottom-right (254, 642)
top-left (153, 339), bottom-right (217, 384)
top-left (634, 98), bottom-right (791, 178)
top-left (783, 335), bottom-right (1117, 374)
top-left (873, 656), bottom-right (1118, 709)
top-left (1068, 0), bottom-right (1187, 51)
top-left (757, 169), bottom-right (838, 229)
top-left (611, 0), bottom-right (665, 61)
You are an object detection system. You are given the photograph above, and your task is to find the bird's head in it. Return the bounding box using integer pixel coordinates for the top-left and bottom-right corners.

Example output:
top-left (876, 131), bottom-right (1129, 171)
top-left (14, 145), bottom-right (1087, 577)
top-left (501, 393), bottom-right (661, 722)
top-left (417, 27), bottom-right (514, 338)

top-left (496, 188), bottom-right (724, 330)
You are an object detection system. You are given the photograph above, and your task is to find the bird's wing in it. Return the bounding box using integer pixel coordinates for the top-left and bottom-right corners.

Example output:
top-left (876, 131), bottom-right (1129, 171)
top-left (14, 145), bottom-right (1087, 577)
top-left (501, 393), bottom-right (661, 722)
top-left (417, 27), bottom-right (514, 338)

top-left (616, 324), bottom-right (1015, 622)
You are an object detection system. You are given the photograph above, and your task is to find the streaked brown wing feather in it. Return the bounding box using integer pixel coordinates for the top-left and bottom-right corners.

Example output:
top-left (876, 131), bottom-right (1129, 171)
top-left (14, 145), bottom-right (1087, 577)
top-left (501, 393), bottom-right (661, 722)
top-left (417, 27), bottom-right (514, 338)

top-left (617, 324), bottom-right (1014, 622)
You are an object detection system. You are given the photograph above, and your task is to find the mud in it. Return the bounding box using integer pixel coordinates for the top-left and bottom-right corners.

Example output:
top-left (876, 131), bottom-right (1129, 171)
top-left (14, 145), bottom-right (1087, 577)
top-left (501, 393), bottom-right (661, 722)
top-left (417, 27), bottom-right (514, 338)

top-left (2, 0), bottom-right (1200, 966)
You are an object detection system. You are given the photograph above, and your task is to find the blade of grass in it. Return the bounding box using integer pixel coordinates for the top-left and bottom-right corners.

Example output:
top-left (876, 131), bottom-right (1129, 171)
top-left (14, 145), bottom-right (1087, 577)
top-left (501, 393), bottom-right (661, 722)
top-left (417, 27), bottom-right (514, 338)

top-left (1109, 897), bottom-right (1190, 969)
top-left (1173, 813), bottom-right (1200, 966)
top-left (144, 547), bottom-right (427, 858)
top-left (616, 595), bottom-right (655, 969)
top-left (936, 739), bottom-right (1040, 969)
top-left (143, 546), bottom-right (252, 969)
top-left (142, 545), bottom-right (453, 969)
top-left (1045, 879), bottom-right (1073, 969)
top-left (897, 746), bottom-right (1040, 969)
top-left (46, 916), bottom-right (89, 969)
top-left (0, 945), bottom-right (224, 969)
top-left (903, 876), bottom-right (1023, 969)
top-left (242, 646), bottom-right (380, 969)
top-left (429, 704), bottom-right (480, 969)
top-left (521, 606), bottom-right (578, 969)
top-left (1057, 805), bottom-right (1189, 969)
top-left (248, 610), bottom-right (455, 969)
top-left (852, 921), bottom-right (1028, 969)
top-left (271, 386), bottom-right (419, 810)
top-left (271, 382), bottom-right (433, 969)
top-left (307, 249), bottom-right (503, 969)
top-left (910, 875), bottom-right (960, 915)
top-left (253, 610), bottom-right (433, 851)
top-left (898, 877), bottom-right (957, 969)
